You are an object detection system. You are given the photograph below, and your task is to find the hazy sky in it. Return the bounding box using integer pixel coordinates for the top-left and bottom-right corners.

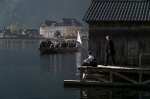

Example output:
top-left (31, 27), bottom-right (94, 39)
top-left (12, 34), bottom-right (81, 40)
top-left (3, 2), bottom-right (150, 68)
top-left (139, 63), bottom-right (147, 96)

top-left (0, 0), bottom-right (92, 29)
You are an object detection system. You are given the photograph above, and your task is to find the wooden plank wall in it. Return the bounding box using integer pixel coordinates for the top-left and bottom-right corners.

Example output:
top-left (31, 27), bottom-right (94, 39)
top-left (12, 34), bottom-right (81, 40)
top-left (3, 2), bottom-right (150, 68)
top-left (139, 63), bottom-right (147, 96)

top-left (88, 22), bottom-right (150, 66)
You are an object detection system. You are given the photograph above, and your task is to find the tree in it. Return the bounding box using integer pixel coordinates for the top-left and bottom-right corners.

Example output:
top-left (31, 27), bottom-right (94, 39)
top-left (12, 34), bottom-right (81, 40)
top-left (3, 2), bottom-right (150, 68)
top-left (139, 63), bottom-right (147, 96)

top-left (54, 30), bottom-right (61, 38)
top-left (15, 23), bottom-right (20, 35)
top-left (10, 24), bottom-right (15, 34)
top-left (10, 23), bottom-right (20, 35)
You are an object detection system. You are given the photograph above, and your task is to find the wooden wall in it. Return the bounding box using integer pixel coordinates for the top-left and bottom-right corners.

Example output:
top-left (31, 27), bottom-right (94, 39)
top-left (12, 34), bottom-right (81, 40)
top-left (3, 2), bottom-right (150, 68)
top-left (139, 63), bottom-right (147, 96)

top-left (88, 22), bottom-right (150, 66)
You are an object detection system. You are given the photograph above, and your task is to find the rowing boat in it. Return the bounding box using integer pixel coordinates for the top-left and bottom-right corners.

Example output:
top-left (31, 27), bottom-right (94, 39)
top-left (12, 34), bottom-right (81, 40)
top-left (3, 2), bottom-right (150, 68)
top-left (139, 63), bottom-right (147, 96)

top-left (39, 47), bottom-right (78, 54)
top-left (39, 31), bottom-right (82, 54)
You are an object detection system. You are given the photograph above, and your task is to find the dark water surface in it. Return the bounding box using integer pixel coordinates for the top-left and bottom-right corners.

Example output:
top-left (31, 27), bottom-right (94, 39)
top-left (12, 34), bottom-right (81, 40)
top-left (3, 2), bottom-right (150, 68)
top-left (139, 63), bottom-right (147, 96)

top-left (0, 39), bottom-right (149, 99)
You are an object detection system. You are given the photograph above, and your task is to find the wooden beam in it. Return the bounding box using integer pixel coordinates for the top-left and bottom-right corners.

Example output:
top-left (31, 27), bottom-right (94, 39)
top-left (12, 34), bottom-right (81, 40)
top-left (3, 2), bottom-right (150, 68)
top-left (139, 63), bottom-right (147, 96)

top-left (64, 80), bottom-right (150, 87)
top-left (110, 72), bottom-right (113, 82)
top-left (87, 73), bottom-right (110, 82)
top-left (113, 72), bottom-right (139, 84)
top-left (139, 72), bottom-right (142, 83)
top-left (143, 80), bottom-right (150, 84)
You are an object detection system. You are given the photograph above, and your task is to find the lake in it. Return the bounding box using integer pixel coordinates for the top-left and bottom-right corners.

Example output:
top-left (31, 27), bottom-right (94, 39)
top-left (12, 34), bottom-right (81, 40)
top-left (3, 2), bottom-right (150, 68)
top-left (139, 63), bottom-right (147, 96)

top-left (0, 39), bottom-right (149, 99)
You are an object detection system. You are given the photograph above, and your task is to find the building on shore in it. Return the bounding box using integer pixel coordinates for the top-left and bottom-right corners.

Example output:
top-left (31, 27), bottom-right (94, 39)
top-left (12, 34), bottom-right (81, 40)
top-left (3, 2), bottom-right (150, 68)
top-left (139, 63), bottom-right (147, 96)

top-left (22, 29), bottom-right (40, 38)
top-left (39, 18), bottom-right (82, 38)
top-left (0, 30), bottom-right (4, 38)
top-left (39, 21), bottom-right (56, 38)
top-left (83, 0), bottom-right (150, 66)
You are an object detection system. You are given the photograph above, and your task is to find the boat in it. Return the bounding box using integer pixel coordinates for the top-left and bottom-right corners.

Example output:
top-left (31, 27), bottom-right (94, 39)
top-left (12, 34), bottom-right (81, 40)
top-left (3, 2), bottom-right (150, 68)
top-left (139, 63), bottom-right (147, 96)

top-left (39, 47), bottom-right (78, 54)
top-left (39, 31), bottom-right (82, 54)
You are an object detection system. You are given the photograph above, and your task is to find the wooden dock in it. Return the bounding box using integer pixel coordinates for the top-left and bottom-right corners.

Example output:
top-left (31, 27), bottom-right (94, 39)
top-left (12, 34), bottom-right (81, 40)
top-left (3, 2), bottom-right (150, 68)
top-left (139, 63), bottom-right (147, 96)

top-left (64, 65), bottom-right (150, 87)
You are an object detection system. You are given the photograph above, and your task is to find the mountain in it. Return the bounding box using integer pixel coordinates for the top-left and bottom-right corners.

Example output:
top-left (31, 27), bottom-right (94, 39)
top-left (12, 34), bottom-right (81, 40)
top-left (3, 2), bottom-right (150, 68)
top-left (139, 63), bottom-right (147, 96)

top-left (0, 0), bottom-right (91, 29)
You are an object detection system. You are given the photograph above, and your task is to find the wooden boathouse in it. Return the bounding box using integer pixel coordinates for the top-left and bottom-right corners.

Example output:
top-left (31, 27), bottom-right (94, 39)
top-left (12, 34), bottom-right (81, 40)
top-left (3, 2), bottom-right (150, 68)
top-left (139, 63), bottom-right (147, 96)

top-left (83, 0), bottom-right (150, 66)
top-left (64, 0), bottom-right (150, 87)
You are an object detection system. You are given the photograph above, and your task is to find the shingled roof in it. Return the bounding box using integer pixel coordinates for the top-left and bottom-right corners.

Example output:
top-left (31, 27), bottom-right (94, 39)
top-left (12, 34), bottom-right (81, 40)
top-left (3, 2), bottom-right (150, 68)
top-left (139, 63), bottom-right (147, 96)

top-left (40, 21), bottom-right (56, 27)
top-left (83, 0), bottom-right (150, 22)
top-left (56, 18), bottom-right (82, 26)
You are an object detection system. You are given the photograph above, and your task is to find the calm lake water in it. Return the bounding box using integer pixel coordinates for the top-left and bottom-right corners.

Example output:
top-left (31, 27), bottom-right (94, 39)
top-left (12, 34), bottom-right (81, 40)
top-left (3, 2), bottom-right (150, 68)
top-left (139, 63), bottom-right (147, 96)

top-left (0, 39), bottom-right (149, 99)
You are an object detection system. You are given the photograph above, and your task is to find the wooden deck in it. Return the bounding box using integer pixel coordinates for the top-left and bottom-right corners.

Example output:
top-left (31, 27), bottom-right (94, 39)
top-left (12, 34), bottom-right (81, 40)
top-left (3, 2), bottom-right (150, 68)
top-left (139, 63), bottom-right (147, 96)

top-left (64, 65), bottom-right (150, 87)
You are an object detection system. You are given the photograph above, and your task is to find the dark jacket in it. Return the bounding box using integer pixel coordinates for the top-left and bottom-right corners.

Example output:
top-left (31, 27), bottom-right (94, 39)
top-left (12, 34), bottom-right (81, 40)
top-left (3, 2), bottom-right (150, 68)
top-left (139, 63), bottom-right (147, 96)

top-left (106, 40), bottom-right (115, 55)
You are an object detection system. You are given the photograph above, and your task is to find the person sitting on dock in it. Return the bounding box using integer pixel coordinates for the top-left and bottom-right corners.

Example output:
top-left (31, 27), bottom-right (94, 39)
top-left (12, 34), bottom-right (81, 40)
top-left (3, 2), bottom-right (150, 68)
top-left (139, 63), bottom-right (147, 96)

top-left (82, 51), bottom-right (97, 67)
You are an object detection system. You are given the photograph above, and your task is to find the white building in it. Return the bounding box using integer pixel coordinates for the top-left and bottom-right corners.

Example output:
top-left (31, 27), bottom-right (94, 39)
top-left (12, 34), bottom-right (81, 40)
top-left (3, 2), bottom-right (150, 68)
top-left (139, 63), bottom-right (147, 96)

top-left (39, 21), bottom-right (56, 38)
top-left (0, 34), bottom-right (3, 37)
top-left (39, 18), bottom-right (82, 38)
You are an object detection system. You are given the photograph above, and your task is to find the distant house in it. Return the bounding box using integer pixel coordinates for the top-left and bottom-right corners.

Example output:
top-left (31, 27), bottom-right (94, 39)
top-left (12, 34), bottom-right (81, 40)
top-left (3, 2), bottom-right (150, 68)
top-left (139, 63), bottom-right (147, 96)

top-left (22, 29), bottom-right (39, 38)
top-left (56, 18), bottom-right (82, 38)
top-left (3, 29), bottom-right (13, 38)
top-left (39, 18), bottom-right (82, 38)
top-left (39, 21), bottom-right (56, 38)
top-left (83, 0), bottom-right (150, 66)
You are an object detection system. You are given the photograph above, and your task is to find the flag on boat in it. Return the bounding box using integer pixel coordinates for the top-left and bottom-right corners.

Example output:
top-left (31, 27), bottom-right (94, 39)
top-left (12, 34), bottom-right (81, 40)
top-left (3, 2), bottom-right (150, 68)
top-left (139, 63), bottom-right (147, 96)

top-left (77, 31), bottom-right (82, 44)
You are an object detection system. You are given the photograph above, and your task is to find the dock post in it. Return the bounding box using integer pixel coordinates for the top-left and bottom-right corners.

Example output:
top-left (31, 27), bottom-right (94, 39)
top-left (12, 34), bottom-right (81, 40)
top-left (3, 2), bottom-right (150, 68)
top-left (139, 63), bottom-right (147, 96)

top-left (110, 72), bottom-right (113, 82)
top-left (139, 54), bottom-right (141, 67)
top-left (80, 69), bottom-right (84, 81)
top-left (139, 72), bottom-right (142, 84)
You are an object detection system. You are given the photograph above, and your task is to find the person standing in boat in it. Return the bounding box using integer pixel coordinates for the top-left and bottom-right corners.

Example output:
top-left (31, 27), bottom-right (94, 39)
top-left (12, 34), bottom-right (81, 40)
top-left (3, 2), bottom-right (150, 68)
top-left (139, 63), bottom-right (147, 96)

top-left (45, 39), bottom-right (52, 48)
top-left (54, 40), bottom-right (59, 48)
top-left (82, 51), bottom-right (97, 67)
top-left (40, 41), bottom-right (46, 48)
top-left (103, 35), bottom-right (116, 66)
top-left (76, 41), bottom-right (81, 47)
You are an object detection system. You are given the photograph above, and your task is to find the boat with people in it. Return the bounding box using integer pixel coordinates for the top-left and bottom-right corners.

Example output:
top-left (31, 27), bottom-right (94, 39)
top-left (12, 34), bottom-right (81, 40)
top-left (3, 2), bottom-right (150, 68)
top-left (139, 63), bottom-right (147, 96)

top-left (39, 31), bottom-right (82, 54)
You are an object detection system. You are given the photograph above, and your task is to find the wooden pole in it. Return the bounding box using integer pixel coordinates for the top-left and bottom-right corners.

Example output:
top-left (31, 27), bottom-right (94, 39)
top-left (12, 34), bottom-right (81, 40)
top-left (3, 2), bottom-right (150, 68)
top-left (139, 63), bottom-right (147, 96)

top-left (139, 54), bottom-right (141, 67)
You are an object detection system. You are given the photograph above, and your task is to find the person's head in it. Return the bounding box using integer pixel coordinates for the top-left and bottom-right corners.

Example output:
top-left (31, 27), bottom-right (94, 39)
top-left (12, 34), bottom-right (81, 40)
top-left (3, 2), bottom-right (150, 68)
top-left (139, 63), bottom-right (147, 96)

top-left (88, 51), bottom-right (92, 55)
top-left (106, 35), bottom-right (111, 41)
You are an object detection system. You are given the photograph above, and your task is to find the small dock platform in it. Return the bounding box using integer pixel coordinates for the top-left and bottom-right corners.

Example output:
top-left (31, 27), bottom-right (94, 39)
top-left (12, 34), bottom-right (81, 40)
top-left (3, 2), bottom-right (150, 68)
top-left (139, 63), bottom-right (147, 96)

top-left (64, 65), bottom-right (150, 87)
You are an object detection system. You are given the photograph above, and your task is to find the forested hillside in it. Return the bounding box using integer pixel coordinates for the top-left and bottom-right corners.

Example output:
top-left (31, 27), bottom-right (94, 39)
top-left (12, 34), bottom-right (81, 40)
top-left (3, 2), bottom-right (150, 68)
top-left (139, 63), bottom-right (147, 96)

top-left (0, 0), bottom-right (91, 29)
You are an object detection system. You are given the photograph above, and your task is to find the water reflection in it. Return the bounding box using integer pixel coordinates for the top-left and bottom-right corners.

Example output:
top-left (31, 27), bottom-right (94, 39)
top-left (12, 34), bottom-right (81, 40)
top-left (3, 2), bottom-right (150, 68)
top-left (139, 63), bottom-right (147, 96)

top-left (0, 39), bottom-right (40, 50)
top-left (39, 52), bottom-right (82, 75)
top-left (76, 52), bottom-right (82, 66)
top-left (79, 87), bottom-right (150, 99)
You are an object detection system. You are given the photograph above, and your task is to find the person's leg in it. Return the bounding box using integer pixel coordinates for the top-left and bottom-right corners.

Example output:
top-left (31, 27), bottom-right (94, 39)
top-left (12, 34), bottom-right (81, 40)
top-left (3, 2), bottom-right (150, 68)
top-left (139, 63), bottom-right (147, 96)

top-left (82, 62), bottom-right (89, 66)
top-left (104, 54), bottom-right (110, 66)
top-left (111, 55), bottom-right (116, 65)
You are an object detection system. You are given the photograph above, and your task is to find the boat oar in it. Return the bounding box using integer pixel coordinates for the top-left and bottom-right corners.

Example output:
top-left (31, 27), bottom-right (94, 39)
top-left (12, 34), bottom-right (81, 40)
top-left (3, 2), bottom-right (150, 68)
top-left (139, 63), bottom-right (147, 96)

top-left (78, 46), bottom-right (85, 51)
